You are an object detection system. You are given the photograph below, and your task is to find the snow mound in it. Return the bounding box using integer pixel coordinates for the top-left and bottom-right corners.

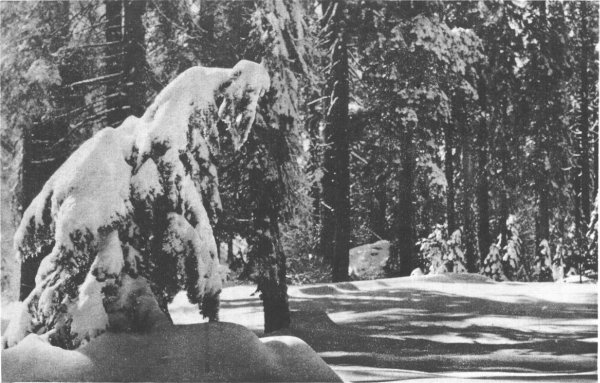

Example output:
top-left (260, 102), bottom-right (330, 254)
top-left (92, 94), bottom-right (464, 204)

top-left (348, 240), bottom-right (390, 279)
top-left (2, 314), bottom-right (339, 382)
top-left (559, 275), bottom-right (596, 284)
top-left (414, 273), bottom-right (494, 284)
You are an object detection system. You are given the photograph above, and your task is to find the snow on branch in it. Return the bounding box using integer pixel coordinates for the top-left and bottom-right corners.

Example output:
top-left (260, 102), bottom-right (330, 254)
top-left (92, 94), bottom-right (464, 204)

top-left (4, 60), bottom-right (270, 350)
top-left (68, 72), bottom-right (124, 88)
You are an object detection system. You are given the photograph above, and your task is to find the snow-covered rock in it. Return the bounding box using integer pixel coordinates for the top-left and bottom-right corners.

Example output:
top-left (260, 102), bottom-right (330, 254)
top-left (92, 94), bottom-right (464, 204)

top-left (411, 267), bottom-right (424, 277)
top-left (348, 240), bottom-right (390, 279)
top-left (2, 282), bottom-right (340, 382)
top-left (6, 60), bottom-right (271, 349)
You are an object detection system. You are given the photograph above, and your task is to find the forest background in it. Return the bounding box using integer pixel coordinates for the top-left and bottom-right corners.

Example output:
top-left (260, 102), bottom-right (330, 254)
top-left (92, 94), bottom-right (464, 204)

top-left (1, 0), bottom-right (598, 320)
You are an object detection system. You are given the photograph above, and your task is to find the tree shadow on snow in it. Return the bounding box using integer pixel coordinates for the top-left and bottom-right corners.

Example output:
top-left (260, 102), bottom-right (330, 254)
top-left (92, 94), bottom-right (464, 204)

top-left (216, 283), bottom-right (597, 373)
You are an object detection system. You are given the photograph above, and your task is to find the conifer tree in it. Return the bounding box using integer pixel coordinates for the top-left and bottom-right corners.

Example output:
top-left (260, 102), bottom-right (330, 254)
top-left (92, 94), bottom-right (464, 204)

top-left (321, 0), bottom-right (351, 282)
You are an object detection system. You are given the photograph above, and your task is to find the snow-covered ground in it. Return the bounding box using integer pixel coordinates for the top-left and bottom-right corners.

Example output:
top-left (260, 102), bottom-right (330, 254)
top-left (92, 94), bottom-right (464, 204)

top-left (170, 273), bottom-right (597, 382)
top-left (2, 273), bottom-right (597, 382)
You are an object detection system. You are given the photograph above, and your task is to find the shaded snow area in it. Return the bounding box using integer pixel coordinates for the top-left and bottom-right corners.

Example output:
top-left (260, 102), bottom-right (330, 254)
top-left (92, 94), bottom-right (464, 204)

top-left (168, 274), bottom-right (597, 382)
top-left (2, 298), bottom-right (340, 382)
top-left (1, 274), bottom-right (596, 381)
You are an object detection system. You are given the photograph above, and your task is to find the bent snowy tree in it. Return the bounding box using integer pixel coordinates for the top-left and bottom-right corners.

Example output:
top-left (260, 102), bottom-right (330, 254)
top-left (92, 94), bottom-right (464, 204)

top-left (4, 60), bottom-right (270, 349)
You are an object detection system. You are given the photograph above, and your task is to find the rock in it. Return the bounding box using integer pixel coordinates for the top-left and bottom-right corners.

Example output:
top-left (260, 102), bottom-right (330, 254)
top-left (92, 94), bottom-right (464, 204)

top-left (410, 268), bottom-right (424, 277)
top-left (348, 240), bottom-right (390, 279)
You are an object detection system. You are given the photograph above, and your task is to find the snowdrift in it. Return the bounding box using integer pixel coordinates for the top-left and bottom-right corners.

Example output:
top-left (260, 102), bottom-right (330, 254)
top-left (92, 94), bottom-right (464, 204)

top-left (2, 315), bottom-right (340, 382)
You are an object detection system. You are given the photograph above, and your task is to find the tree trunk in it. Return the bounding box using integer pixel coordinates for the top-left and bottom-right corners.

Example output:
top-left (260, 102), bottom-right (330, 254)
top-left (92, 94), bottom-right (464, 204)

top-left (498, 107), bottom-right (511, 247)
top-left (390, 124), bottom-right (415, 276)
top-left (445, 121), bottom-right (455, 233)
top-left (257, 223), bottom-right (290, 333)
top-left (123, 0), bottom-right (147, 117)
top-left (105, 0), bottom-right (124, 127)
top-left (456, 96), bottom-right (478, 268)
top-left (227, 237), bottom-right (234, 265)
top-left (321, 0), bottom-right (350, 282)
top-left (476, 76), bottom-right (491, 270)
top-left (537, 184), bottom-right (550, 244)
top-left (246, 129), bottom-right (291, 333)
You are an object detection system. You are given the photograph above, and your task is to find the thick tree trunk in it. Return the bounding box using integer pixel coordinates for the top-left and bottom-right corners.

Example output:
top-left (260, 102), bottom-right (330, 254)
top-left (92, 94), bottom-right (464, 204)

top-left (123, 0), bottom-right (147, 117)
top-left (445, 121), bottom-right (456, 233)
top-left (105, 0), bottom-right (124, 127)
top-left (321, 0), bottom-right (350, 282)
top-left (227, 237), bottom-right (234, 265)
top-left (247, 135), bottom-right (291, 333)
top-left (476, 77), bottom-right (491, 270)
top-left (498, 109), bottom-right (511, 247)
top-left (456, 96), bottom-right (478, 268)
top-left (257, 224), bottom-right (290, 333)
top-left (392, 125), bottom-right (415, 276)
top-left (537, 184), bottom-right (550, 244)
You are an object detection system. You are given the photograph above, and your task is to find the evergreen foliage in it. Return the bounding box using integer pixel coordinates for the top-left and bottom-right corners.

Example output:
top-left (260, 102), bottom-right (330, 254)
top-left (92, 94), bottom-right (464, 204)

top-left (1, 2), bottom-right (599, 346)
top-left (417, 225), bottom-right (467, 274)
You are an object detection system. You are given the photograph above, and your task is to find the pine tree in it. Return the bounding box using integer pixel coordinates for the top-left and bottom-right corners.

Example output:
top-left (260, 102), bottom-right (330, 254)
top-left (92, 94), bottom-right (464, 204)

top-left (321, 0), bottom-right (350, 282)
top-left (4, 60), bottom-right (270, 349)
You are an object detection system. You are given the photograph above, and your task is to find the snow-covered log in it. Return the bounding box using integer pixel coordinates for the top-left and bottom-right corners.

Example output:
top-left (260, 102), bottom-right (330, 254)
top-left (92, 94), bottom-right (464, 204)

top-left (3, 60), bottom-right (270, 349)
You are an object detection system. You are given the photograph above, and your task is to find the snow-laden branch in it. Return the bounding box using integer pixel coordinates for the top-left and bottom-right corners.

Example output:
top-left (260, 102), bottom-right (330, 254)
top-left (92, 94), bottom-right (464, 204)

top-left (4, 60), bottom-right (270, 350)
top-left (68, 72), bottom-right (124, 88)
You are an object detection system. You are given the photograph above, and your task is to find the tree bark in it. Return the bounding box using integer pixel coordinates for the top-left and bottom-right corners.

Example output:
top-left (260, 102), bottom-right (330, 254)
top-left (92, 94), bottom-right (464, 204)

top-left (445, 121), bottom-right (456, 233)
top-left (246, 128), bottom-right (291, 333)
top-left (476, 76), bottom-right (491, 270)
top-left (105, 0), bottom-right (124, 127)
top-left (456, 95), bottom-right (478, 268)
top-left (123, 0), bottom-right (147, 117)
top-left (498, 106), bottom-right (511, 247)
top-left (321, 0), bottom-right (350, 282)
top-left (390, 124), bottom-right (415, 276)
top-left (537, 184), bottom-right (550, 244)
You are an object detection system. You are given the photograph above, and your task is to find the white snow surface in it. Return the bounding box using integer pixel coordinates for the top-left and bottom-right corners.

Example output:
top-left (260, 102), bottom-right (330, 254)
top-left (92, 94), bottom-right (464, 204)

top-left (2, 274), bottom-right (596, 382)
top-left (2, 285), bottom-right (340, 382)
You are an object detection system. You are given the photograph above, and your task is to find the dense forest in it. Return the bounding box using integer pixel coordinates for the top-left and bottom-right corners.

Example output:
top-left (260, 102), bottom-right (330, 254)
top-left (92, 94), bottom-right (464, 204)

top-left (1, 0), bottom-right (598, 330)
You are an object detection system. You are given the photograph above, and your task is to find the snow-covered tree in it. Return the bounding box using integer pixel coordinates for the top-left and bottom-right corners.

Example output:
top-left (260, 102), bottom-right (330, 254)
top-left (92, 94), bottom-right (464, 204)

top-left (536, 239), bottom-right (553, 281)
top-left (417, 224), bottom-right (467, 274)
top-left (482, 240), bottom-right (504, 281)
top-left (3, 60), bottom-right (270, 349)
